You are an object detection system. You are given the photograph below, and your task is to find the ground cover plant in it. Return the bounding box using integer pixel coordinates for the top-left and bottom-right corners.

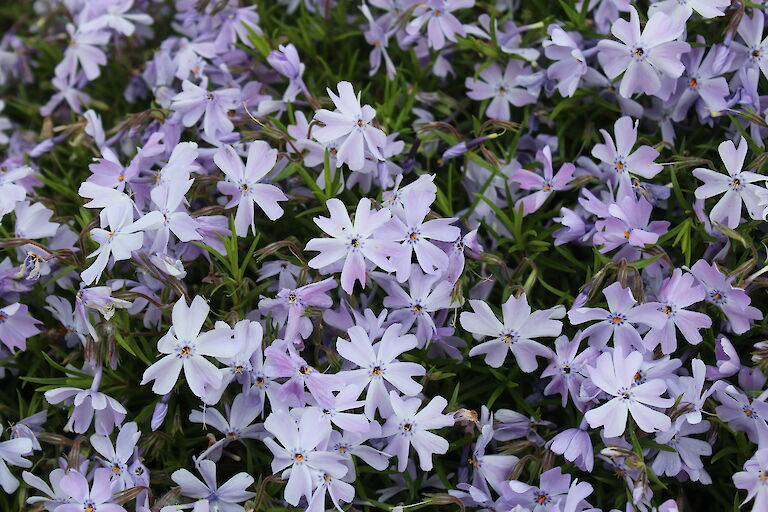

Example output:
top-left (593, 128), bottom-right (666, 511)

top-left (2, 0), bottom-right (768, 511)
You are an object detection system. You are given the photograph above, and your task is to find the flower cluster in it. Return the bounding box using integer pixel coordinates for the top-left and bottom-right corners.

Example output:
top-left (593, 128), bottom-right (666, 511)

top-left (2, 1), bottom-right (768, 512)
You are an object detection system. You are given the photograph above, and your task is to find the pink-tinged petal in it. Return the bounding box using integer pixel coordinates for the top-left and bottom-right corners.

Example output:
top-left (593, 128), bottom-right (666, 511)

top-left (337, 326), bottom-right (375, 367)
top-left (585, 398), bottom-right (628, 437)
top-left (674, 310), bottom-right (711, 345)
top-left (234, 195), bottom-right (255, 236)
top-left (485, 95), bottom-right (510, 121)
top-left (620, 60), bottom-right (661, 98)
top-left (633, 380), bottom-right (673, 408)
top-left (597, 40), bottom-right (632, 79)
top-left (568, 307), bottom-right (610, 325)
top-left (313, 111), bottom-right (354, 141)
top-left (627, 401), bottom-right (671, 433)
top-left (646, 41), bottom-right (689, 77)
top-left (384, 362), bottom-right (425, 396)
top-left (613, 117), bottom-right (636, 158)
top-left (626, 303), bottom-right (666, 329)
top-left (414, 240), bottom-right (449, 274)
top-left (284, 464), bottom-right (312, 506)
top-left (337, 129), bottom-right (365, 171)
top-left (511, 169), bottom-right (545, 190)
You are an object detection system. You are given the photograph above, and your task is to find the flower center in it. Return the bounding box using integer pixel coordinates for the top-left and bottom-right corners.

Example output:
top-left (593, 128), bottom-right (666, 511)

top-left (631, 46), bottom-right (645, 59)
top-left (662, 304), bottom-right (673, 315)
top-left (178, 345), bottom-right (193, 358)
top-left (533, 491), bottom-right (551, 505)
top-left (287, 292), bottom-right (298, 304)
top-left (254, 376), bottom-right (265, 386)
top-left (609, 313), bottom-right (627, 325)
top-left (730, 177), bottom-right (743, 190)
top-left (299, 365), bottom-right (313, 375)
top-left (227, 431), bottom-right (238, 441)
top-left (412, 303), bottom-right (425, 314)
top-left (752, 48), bottom-right (763, 60)
top-left (239, 183), bottom-right (249, 193)
top-left (743, 405), bottom-right (759, 419)
top-left (688, 78), bottom-right (698, 88)
top-left (614, 158), bottom-right (626, 173)
top-left (370, 365), bottom-right (383, 376)
top-left (708, 290), bottom-right (727, 305)
top-left (294, 452), bottom-right (305, 463)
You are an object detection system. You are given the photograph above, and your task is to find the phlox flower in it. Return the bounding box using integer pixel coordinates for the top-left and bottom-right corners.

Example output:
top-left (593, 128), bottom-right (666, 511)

top-left (507, 467), bottom-right (593, 512)
top-left (460, 292), bottom-right (562, 371)
top-left (544, 25), bottom-right (590, 97)
top-left (305, 469), bottom-right (355, 512)
top-left (263, 345), bottom-right (342, 408)
top-left (468, 423), bottom-right (519, 496)
top-left (171, 80), bottom-right (240, 140)
top-left (267, 43), bottom-right (309, 102)
top-left (168, 459), bottom-right (255, 512)
top-left (263, 410), bottom-right (346, 506)
top-left (0, 426), bottom-right (32, 494)
top-left (23, 468), bottom-right (72, 509)
top-left (512, 146), bottom-right (575, 214)
top-left (735, 12), bottom-right (768, 82)
top-left (568, 282), bottom-right (666, 350)
top-left (649, 0), bottom-right (729, 20)
top-left (584, 348), bottom-right (674, 437)
top-left (258, 277), bottom-right (337, 344)
top-left (689, 259), bottom-right (763, 334)
top-left (715, 386), bottom-right (768, 446)
top-left (542, 332), bottom-right (598, 409)
top-left (643, 268), bottom-right (711, 354)
top-left (313, 81), bottom-right (386, 171)
top-left (381, 391), bottom-right (454, 471)
top-left (141, 296), bottom-right (237, 398)
top-left (380, 187), bottom-right (460, 281)
top-left (305, 197), bottom-right (398, 294)
top-left (465, 61), bottom-right (538, 121)
top-left (80, 206), bottom-right (163, 286)
top-left (692, 137), bottom-right (767, 229)
top-left (591, 116), bottom-right (663, 188)
top-left (214, 142), bottom-right (288, 236)
top-left (597, 7), bottom-right (690, 98)
top-left (0, 302), bottom-right (41, 352)
top-left (651, 421), bottom-right (712, 480)
top-left (44, 369), bottom-right (126, 435)
top-left (733, 449), bottom-right (768, 512)
top-left (148, 179), bottom-right (202, 252)
top-left (190, 392), bottom-right (265, 448)
top-left (335, 324), bottom-right (424, 419)
top-left (55, 469), bottom-right (126, 512)
top-left (547, 424), bottom-right (594, 472)
top-left (90, 422), bottom-right (140, 492)
top-left (406, 0), bottom-right (474, 50)
top-left (79, 0), bottom-right (152, 36)
top-left (383, 265), bottom-right (456, 346)
top-left (56, 25), bottom-right (109, 81)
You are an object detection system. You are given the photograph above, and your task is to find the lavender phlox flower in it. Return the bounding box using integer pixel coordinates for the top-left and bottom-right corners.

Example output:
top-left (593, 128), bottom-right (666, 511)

top-left (56, 25), bottom-right (109, 81)
top-left (171, 80), bottom-right (240, 140)
top-left (643, 268), bottom-right (711, 354)
top-left (542, 331), bottom-right (599, 409)
top-left (40, 74), bottom-right (91, 116)
top-left (10, 410), bottom-right (46, 452)
top-left (544, 25), bottom-right (592, 97)
top-left (379, 187), bottom-right (460, 281)
top-left (0, 424), bottom-right (32, 494)
top-left (305, 466), bottom-right (356, 512)
top-left (689, 259), bottom-right (763, 334)
top-left (79, 0), bottom-right (152, 36)
top-left (468, 423), bottom-right (519, 496)
top-left (213, 5), bottom-right (261, 52)
top-left (715, 385), bottom-right (768, 446)
top-left (23, 468), bottom-right (72, 510)
top-left (507, 467), bottom-right (593, 512)
top-left (55, 469), bottom-right (126, 512)
top-left (189, 392), bottom-right (265, 456)
top-left (547, 422), bottom-right (594, 472)
top-left (692, 137), bottom-right (768, 229)
top-left (201, 319), bottom-right (264, 405)
top-left (382, 265), bottom-right (456, 346)
top-left (706, 335), bottom-right (740, 379)
top-left (381, 391), bottom-right (454, 471)
top-left (263, 409), bottom-right (346, 506)
top-left (584, 347), bottom-right (674, 437)
top-left (328, 426), bottom-right (391, 481)
top-left (406, 0), bottom-right (474, 50)
top-left (303, 385), bottom-right (370, 433)
top-left (73, 285), bottom-right (131, 342)
top-left (568, 282), bottom-right (666, 350)
top-left (140, 296), bottom-right (237, 398)
top-left (591, 116), bottom-right (663, 189)
top-left (305, 197), bottom-right (398, 294)
top-left (460, 292), bottom-right (561, 371)
top-left (733, 449), bottom-right (768, 511)
top-left (671, 38), bottom-right (731, 122)
top-left (267, 43), bottom-right (309, 102)
top-left (651, 420), bottom-right (712, 480)
top-left (0, 165), bottom-right (32, 219)
top-left (512, 145), bottom-right (575, 214)
top-left (465, 61), bottom-right (538, 121)
top-left (214, 142), bottom-right (287, 236)
top-left (258, 277), bottom-right (337, 345)
top-left (263, 345), bottom-right (342, 408)
top-left (80, 205), bottom-right (163, 286)
top-left (167, 459), bottom-right (254, 512)
top-left (335, 324), bottom-right (424, 419)
top-left (313, 81), bottom-right (387, 171)
top-left (649, 0), bottom-right (729, 20)
top-left (148, 179), bottom-right (201, 251)
top-left (0, 302), bottom-right (41, 352)
top-left (668, 359), bottom-right (723, 426)
top-left (90, 422), bottom-right (140, 492)
top-left (361, 4), bottom-right (397, 80)
top-left (597, 7), bottom-right (690, 98)
top-left (734, 11), bottom-right (768, 81)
